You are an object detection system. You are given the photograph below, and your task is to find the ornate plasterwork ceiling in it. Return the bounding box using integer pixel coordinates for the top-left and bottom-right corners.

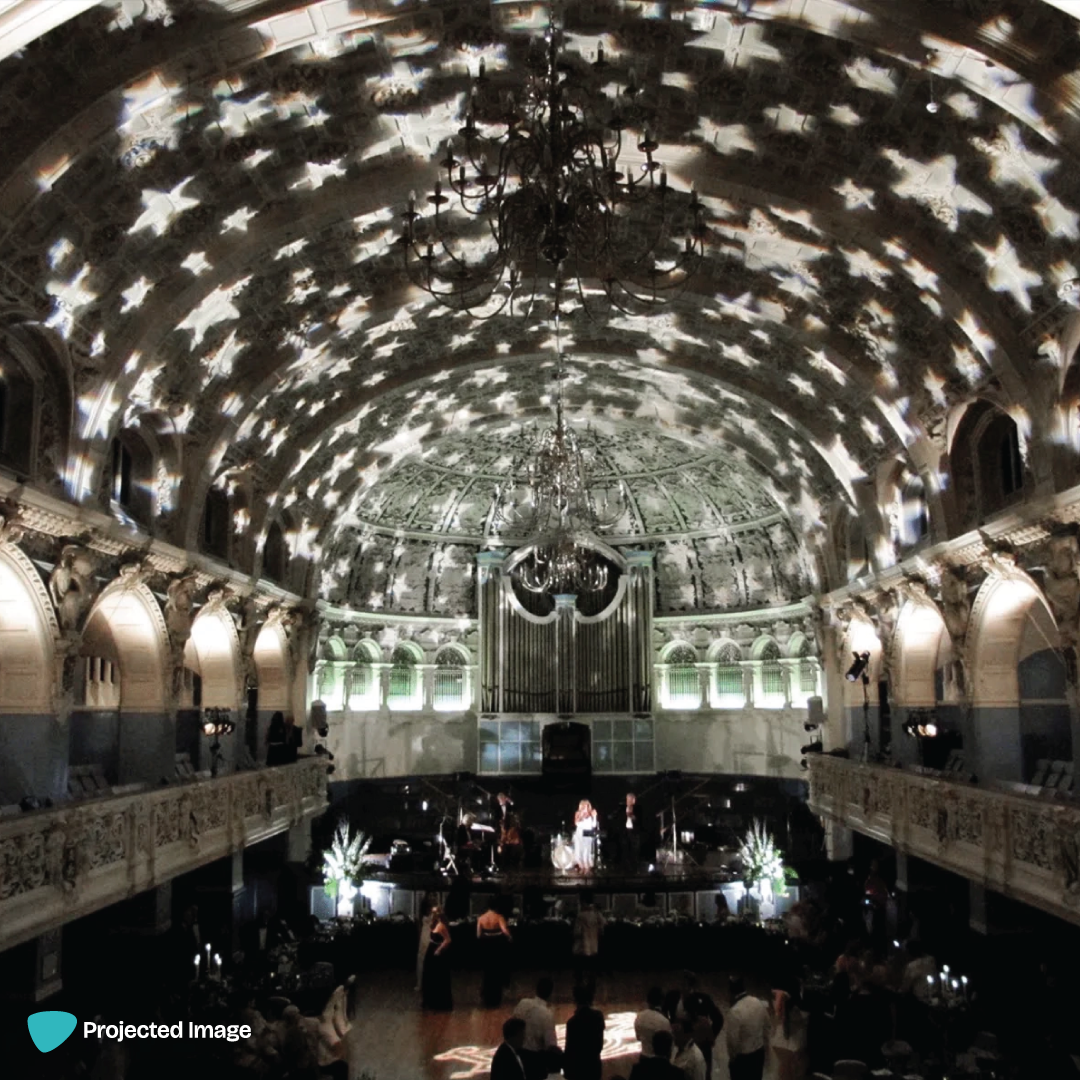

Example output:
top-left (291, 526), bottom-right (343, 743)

top-left (345, 422), bottom-right (784, 544)
top-left (3, 0), bottom-right (1080, 596)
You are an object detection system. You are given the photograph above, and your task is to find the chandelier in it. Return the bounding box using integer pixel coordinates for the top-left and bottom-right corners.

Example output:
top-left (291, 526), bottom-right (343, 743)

top-left (494, 349), bottom-right (626, 595)
top-left (400, 11), bottom-right (707, 318)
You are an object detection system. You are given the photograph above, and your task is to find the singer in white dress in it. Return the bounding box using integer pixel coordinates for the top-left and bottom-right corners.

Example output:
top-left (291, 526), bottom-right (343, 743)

top-left (573, 799), bottom-right (599, 873)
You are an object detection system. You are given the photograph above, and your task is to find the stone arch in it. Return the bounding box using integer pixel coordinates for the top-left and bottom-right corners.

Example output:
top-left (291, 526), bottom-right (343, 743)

top-left (253, 621), bottom-right (291, 711)
top-left (967, 572), bottom-right (1059, 708)
top-left (185, 606), bottom-right (242, 710)
top-left (891, 600), bottom-right (948, 708)
top-left (82, 580), bottom-right (169, 711)
top-left (0, 543), bottom-right (58, 713)
top-left (966, 571), bottom-right (1070, 781)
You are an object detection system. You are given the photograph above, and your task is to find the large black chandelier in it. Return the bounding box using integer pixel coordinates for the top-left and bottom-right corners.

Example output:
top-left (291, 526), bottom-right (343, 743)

top-left (400, 10), bottom-right (707, 318)
top-left (493, 344), bottom-right (626, 595)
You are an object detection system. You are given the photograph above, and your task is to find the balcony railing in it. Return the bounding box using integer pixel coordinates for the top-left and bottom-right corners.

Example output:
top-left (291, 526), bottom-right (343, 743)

top-left (0, 758), bottom-right (328, 953)
top-left (808, 754), bottom-right (1080, 927)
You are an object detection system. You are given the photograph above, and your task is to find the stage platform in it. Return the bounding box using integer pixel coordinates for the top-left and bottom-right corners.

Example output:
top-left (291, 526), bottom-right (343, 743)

top-left (313, 862), bottom-right (799, 924)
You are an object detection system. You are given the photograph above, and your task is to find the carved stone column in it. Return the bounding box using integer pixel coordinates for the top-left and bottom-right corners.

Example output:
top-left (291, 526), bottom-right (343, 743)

top-left (476, 551), bottom-right (506, 713)
top-left (625, 550), bottom-right (654, 714)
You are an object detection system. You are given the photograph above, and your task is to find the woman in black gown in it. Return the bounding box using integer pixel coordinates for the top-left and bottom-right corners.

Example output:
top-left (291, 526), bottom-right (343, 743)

top-left (476, 899), bottom-right (512, 1007)
top-left (421, 907), bottom-right (453, 1011)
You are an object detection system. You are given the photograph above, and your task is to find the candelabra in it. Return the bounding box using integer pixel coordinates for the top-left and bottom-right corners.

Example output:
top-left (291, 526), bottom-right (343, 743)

top-left (400, 11), bottom-right (707, 318)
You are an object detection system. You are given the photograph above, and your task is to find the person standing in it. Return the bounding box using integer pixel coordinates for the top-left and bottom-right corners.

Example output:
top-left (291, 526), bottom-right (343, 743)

top-left (513, 976), bottom-right (559, 1080)
top-left (615, 793), bottom-right (641, 871)
top-left (421, 907), bottom-right (453, 1011)
top-left (635, 987), bottom-right (673, 1058)
top-left (573, 800), bottom-right (599, 874)
top-left (629, 1031), bottom-right (685, 1080)
top-left (725, 976), bottom-right (771, 1080)
top-left (564, 984), bottom-right (606, 1080)
top-left (672, 1018), bottom-right (706, 1080)
top-left (477, 899), bottom-right (513, 1007)
top-left (491, 1018), bottom-right (528, 1080)
top-left (573, 891), bottom-right (606, 993)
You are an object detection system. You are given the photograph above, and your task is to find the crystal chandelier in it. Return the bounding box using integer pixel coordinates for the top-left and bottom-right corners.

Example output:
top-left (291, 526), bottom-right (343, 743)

top-left (400, 8), bottom-right (707, 318)
top-left (493, 347), bottom-right (627, 595)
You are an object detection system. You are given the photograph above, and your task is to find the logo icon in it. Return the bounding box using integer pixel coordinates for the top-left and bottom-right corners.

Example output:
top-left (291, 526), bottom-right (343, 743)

top-left (27, 1011), bottom-right (77, 1053)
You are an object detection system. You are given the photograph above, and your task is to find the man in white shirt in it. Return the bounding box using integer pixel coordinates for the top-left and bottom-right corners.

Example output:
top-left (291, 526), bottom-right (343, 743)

top-left (513, 976), bottom-right (558, 1080)
top-left (672, 1018), bottom-right (707, 1080)
top-left (635, 987), bottom-right (672, 1058)
top-left (725, 976), bottom-right (770, 1080)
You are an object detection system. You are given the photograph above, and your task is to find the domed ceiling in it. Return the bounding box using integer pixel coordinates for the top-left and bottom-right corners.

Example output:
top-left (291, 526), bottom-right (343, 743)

top-left (344, 423), bottom-right (784, 543)
top-left (3, 0), bottom-right (1080, 611)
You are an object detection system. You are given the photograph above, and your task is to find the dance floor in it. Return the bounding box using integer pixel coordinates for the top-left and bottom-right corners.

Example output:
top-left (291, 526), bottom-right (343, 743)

top-left (345, 968), bottom-right (781, 1080)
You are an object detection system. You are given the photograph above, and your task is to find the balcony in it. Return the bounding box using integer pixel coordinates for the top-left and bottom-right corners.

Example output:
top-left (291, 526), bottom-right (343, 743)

top-left (0, 758), bottom-right (328, 952)
top-left (808, 754), bottom-right (1080, 927)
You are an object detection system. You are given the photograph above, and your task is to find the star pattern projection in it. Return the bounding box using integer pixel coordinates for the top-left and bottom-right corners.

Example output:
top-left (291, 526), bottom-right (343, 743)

top-left (1, 0), bottom-right (1080, 612)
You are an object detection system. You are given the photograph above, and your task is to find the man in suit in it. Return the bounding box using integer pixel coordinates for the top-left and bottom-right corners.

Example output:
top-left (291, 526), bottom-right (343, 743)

top-left (491, 1017), bottom-right (528, 1080)
top-left (614, 792), bottom-right (641, 871)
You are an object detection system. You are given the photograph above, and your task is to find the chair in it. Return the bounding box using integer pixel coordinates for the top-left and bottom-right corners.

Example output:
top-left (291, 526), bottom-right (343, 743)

top-left (833, 1061), bottom-right (869, 1080)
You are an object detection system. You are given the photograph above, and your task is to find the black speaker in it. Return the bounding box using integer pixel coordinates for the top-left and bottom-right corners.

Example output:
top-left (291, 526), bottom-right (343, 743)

top-left (542, 721), bottom-right (591, 778)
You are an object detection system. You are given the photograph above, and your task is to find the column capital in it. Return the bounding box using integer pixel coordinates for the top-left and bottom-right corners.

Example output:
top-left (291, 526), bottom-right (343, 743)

top-left (476, 550), bottom-right (507, 568)
top-left (625, 550), bottom-right (654, 569)
top-left (554, 594), bottom-right (577, 609)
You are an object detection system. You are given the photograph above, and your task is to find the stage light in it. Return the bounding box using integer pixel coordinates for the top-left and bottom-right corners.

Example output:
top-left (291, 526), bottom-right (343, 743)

top-left (845, 652), bottom-right (871, 682)
top-left (422, 800), bottom-right (428, 811)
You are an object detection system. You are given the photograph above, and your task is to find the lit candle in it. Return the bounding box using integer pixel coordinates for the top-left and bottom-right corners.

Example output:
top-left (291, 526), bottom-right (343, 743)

top-left (961, 974), bottom-right (969, 1003)
top-left (213, 952), bottom-right (222, 980)
top-left (193, 954), bottom-right (200, 979)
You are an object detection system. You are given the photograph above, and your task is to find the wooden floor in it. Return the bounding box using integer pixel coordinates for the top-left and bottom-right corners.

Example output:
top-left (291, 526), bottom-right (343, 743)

top-left (344, 968), bottom-right (787, 1080)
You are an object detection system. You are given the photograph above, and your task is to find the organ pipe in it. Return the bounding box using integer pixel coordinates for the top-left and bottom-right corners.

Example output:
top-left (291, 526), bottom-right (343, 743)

top-left (484, 549), bottom-right (654, 715)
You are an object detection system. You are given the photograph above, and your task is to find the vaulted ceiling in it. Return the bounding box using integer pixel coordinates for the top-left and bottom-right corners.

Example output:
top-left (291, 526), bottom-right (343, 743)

top-left (4, 0), bottom-right (1080, 600)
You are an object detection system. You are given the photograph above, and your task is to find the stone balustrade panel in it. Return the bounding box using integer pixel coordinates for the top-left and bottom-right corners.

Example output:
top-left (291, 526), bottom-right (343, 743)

top-left (808, 755), bottom-right (1079, 924)
top-left (0, 759), bottom-right (327, 952)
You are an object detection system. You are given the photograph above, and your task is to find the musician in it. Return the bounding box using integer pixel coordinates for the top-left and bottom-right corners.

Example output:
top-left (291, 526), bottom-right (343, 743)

top-left (613, 792), bottom-right (641, 872)
top-left (456, 813), bottom-right (480, 874)
top-left (494, 791), bottom-right (515, 826)
top-left (498, 814), bottom-right (524, 870)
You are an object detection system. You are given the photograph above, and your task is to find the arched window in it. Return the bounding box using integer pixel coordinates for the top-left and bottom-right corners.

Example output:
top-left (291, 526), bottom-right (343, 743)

top-left (110, 430), bottom-right (154, 525)
top-left (952, 402), bottom-right (1025, 526)
top-left (714, 642), bottom-right (744, 704)
top-left (203, 486), bottom-right (230, 560)
top-left (433, 646), bottom-right (467, 711)
top-left (981, 412), bottom-right (1024, 506)
top-left (263, 520), bottom-right (287, 583)
top-left (347, 641), bottom-right (380, 710)
top-left (899, 475), bottom-right (929, 548)
top-left (845, 511), bottom-right (870, 581)
top-left (662, 643), bottom-right (700, 710)
top-left (387, 644), bottom-right (421, 710)
top-left (0, 364), bottom-right (35, 476)
top-left (759, 640), bottom-right (784, 702)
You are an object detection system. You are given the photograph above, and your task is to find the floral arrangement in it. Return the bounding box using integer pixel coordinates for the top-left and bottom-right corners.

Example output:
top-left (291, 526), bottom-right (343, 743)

top-left (738, 819), bottom-right (787, 893)
top-left (322, 821), bottom-right (372, 899)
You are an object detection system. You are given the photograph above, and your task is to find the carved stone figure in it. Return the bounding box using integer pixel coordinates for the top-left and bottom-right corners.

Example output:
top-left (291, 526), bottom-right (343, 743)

top-left (1042, 534), bottom-right (1080, 654)
top-left (49, 545), bottom-right (96, 632)
top-left (940, 566), bottom-right (971, 647)
top-left (164, 572), bottom-right (199, 642)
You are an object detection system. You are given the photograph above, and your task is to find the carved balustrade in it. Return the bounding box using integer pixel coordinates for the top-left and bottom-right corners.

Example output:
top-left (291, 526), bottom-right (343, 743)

top-left (0, 758), bottom-right (328, 952)
top-left (808, 754), bottom-right (1080, 926)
